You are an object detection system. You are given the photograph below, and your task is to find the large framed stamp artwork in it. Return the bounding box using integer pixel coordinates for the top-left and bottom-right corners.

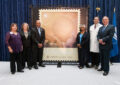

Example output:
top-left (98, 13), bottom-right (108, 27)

top-left (38, 8), bottom-right (88, 61)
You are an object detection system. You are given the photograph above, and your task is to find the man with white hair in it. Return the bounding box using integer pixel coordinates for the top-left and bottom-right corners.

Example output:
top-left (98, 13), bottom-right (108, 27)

top-left (89, 17), bottom-right (102, 69)
top-left (31, 20), bottom-right (45, 69)
top-left (97, 16), bottom-right (115, 76)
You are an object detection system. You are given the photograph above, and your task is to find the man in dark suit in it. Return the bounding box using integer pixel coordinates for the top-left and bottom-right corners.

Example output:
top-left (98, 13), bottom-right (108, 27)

top-left (97, 16), bottom-right (115, 76)
top-left (31, 20), bottom-right (45, 69)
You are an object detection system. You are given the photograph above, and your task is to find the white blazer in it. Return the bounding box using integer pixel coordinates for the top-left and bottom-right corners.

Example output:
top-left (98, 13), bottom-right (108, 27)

top-left (90, 23), bottom-right (102, 53)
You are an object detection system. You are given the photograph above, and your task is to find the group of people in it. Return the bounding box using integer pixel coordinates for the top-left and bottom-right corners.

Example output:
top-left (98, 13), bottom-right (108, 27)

top-left (77, 16), bottom-right (115, 76)
top-left (6, 16), bottom-right (115, 76)
top-left (6, 20), bottom-right (45, 74)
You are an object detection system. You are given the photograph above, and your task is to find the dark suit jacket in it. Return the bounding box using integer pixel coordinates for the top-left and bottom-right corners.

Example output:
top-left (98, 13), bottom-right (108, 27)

top-left (31, 27), bottom-right (45, 47)
top-left (76, 32), bottom-right (89, 50)
top-left (97, 25), bottom-right (115, 50)
top-left (20, 30), bottom-right (32, 48)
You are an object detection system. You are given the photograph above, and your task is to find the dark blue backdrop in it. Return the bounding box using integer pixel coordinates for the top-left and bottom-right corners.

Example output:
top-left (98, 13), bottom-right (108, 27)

top-left (0, 0), bottom-right (120, 62)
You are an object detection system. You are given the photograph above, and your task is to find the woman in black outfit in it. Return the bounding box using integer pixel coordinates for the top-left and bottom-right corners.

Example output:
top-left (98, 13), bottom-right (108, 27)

top-left (20, 23), bottom-right (32, 70)
top-left (76, 25), bottom-right (90, 69)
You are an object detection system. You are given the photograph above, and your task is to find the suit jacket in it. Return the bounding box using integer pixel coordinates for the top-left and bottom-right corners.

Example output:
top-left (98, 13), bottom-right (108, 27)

top-left (97, 24), bottom-right (115, 50)
top-left (20, 30), bottom-right (32, 48)
top-left (31, 27), bottom-right (45, 47)
top-left (76, 32), bottom-right (89, 50)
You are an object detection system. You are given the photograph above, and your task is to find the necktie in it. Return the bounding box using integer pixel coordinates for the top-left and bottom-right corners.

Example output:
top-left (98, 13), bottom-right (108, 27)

top-left (38, 28), bottom-right (41, 36)
top-left (94, 25), bottom-right (96, 29)
top-left (102, 26), bottom-right (106, 32)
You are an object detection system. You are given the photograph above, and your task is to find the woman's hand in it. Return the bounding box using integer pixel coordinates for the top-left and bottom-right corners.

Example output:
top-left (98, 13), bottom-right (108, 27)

top-left (21, 46), bottom-right (23, 51)
top-left (77, 44), bottom-right (80, 47)
top-left (8, 46), bottom-right (13, 53)
top-left (77, 44), bottom-right (82, 48)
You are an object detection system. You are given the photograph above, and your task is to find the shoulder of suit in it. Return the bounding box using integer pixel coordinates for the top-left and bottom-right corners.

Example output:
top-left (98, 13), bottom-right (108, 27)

top-left (41, 27), bottom-right (45, 30)
top-left (41, 28), bottom-right (45, 32)
top-left (108, 24), bottom-right (114, 27)
top-left (85, 31), bottom-right (89, 35)
top-left (77, 32), bottom-right (80, 35)
top-left (100, 25), bottom-right (104, 28)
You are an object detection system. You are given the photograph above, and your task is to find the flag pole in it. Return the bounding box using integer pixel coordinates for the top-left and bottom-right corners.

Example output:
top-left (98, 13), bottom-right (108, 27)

top-left (114, 8), bottom-right (115, 12)
top-left (96, 7), bottom-right (100, 17)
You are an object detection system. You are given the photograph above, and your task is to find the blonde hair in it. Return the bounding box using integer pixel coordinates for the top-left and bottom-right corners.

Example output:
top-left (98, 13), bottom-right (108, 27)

top-left (21, 22), bottom-right (29, 31)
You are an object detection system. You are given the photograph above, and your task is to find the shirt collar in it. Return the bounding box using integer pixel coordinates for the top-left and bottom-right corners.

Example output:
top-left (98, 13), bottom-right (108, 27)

top-left (94, 23), bottom-right (101, 26)
top-left (37, 27), bottom-right (40, 29)
top-left (104, 24), bottom-right (108, 27)
top-left (10, 32), bottom-right (13, 34)
top-left (94, 23), bottom-right (98, 26)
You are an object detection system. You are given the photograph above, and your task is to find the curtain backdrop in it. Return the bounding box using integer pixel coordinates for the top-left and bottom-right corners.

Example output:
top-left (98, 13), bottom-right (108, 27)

top-left (0, 0), bottom-right (120, 62)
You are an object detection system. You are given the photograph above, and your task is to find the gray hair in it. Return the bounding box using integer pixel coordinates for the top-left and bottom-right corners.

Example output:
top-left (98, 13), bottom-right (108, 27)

top-left (21, 22), bottom-right (29, 30)
top-left (102, 16), bottom-right (109, 20)
top-left (80, 24), bottom-right (86, 28)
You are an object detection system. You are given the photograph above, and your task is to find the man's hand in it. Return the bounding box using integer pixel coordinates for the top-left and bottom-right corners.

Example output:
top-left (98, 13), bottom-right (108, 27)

top-left (38, 43), bottom-right (43, 48)
top-left (99, 39), bottom-right (103, 44)
top-left (99, 39), bottom-right (106, 45)
top-left (102, 42), bottom-right (106, 45)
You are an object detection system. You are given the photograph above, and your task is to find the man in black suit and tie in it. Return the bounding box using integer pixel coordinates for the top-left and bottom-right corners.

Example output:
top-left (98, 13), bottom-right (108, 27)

top-left (97, 16), bottom-right (115, 76)
top-left (31, 20), bottom-right (45, 69)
